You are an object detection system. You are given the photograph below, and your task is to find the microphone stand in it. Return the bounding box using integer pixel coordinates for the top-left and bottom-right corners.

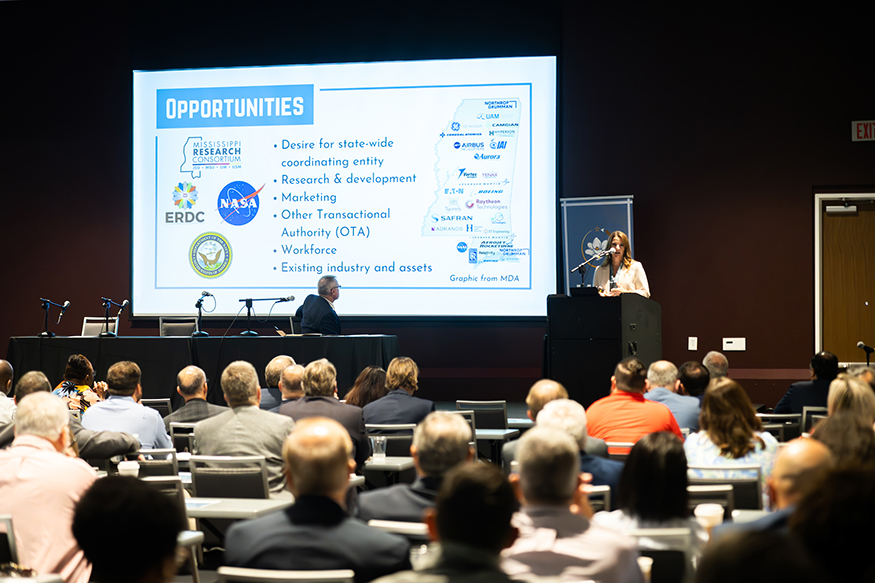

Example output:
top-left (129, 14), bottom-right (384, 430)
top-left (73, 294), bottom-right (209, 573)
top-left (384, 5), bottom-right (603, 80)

top-left (193, 296), bottom-right (209, 337)
top-left (571, 252), bottom-right (609, 286)
top-left (39, 298), bottom-right (65, 337)
top-left (237, 297), bottom-right (292, 336)
top-left (100, 298), bottom-right (116, 337)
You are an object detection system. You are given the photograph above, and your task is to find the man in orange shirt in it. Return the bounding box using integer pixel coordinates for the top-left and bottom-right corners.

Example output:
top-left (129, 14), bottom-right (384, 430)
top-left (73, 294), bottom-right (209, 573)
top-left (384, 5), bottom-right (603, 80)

top-left (585, 357), bottom-right (683, 446)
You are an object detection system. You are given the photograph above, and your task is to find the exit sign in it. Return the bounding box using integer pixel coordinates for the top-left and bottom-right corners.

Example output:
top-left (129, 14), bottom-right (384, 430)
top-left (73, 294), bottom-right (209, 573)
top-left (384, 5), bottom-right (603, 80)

top-left (852, 120), bottom-right (875, 141)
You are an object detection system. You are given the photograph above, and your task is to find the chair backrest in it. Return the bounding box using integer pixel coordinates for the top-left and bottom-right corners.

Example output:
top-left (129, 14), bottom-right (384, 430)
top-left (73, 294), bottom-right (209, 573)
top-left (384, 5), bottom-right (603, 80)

top-left (81, 316), bottom-right (118, 336)
top-left (367, 519), bottom-right (429, 544)
top-left (140, 476), bottom-right (189, 531)
top-left (687, 484), bottom-right (735, 520)
top-left (454, 410), bottom-right (478, 461)
top-left (456, 400), bottom-right (508, 430)
top-left (218, 566), bottom-right (355, 583)
top-left (170, 422), bottom-right (199, 453)
top-left (142, 398), bottom-right (173, 418)
top-left (138, 448), bottom-right (180, 477)
top-left (802, 406), bottom-right (828, 433)
top-left (0, 514), bottom-right (18, 564)
top-left (364, 424), bottom-right (416, 434)
top-left (190, 455), bottom-right (270, 499)
top-left (587, 484), bottom-right (611, 513)
top-left (365, 424), bottom-right (415, 456)
top-left (687, 464), bottom-right (763, 510)
top-left (159, 316), bottom-right (198, 337)
top-left (605, 441), bottom-right (635, 461)
top-left (290, 316), bottom-right (302, 335)
top-left (756, 413), bottom-right (802, 442)
top-left (630, 528), bottom-right (691, 583)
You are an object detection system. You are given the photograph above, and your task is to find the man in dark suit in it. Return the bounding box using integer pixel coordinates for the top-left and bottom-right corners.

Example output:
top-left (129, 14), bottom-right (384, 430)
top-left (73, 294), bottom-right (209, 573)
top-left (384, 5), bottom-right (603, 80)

top-left (163, 366), bottom-right (227, 432)
top-left (280, 358), bottom-right (369, 470)
top-left (260, 355), bottom-right (295, 410)
top-left (269, 364), bottom-right (304, 413)
top-left (357, 411), bottom-right (473, 522)
top-left (295, 275), bottom-right (342, 335)
top-left (224, 417), bottom-right (410, 582)
top-left (363, 357), bottom-right (434, 425)
top-left (774, 351), bottom-right (839, 414)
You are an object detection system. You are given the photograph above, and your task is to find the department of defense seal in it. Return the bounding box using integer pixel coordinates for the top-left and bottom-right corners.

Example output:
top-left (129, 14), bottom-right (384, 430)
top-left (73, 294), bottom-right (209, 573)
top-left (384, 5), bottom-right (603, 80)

top-left (190, 232), bottom-right (232, 278)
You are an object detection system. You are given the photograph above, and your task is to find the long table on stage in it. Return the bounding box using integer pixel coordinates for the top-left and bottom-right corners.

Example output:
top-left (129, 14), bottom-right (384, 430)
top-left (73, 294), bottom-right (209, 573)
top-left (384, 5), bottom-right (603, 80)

top-left (7, 335), bottom-right (399, 408)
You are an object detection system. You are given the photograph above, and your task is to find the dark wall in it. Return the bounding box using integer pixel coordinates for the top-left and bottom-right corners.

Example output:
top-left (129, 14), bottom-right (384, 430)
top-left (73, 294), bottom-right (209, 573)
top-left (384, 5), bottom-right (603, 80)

top-left (2, 2), bottom-right (873, 405)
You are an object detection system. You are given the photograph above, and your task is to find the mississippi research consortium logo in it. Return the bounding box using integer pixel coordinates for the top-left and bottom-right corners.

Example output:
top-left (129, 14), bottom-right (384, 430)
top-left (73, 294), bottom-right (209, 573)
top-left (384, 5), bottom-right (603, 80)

top-left (217, 181), bottom-right (263, 226)
top-left (190, 232), bottom-right (232, 278)
top-left (457, 242), bottom-right (468, 253)
top-left (172, 182), bottom-right (198, 209)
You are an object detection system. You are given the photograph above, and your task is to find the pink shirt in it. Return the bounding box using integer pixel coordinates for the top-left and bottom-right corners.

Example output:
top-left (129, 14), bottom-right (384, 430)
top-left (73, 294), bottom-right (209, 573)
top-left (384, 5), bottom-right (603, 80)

top-left (0, 435), bottom-right (96, 583)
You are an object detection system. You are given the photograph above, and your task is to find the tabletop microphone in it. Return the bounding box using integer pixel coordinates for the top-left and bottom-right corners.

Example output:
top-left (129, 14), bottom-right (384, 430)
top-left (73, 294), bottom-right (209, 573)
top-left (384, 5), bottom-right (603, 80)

top-left (278, 295), bottom-right (295, 303)
top-left (117, 299), bottom-right (129, 316)
top-left (858, 341), bottom-right (875, 355)
top-left (202, 291), bottom-right (213, 297)
top-left (61, 300), bottom-right (71, 313)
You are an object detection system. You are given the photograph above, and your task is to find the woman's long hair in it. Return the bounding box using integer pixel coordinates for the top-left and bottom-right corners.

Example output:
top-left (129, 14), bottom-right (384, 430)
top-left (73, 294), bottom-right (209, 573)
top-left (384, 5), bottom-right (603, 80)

top-left (343, 366), bottom-right (387, 408)
top-left (700, 378), bottom-right (763, 458)
top-left (617, 431), bottom-right (689, 521)
top-left (600, 230), bottom-right (633, 269)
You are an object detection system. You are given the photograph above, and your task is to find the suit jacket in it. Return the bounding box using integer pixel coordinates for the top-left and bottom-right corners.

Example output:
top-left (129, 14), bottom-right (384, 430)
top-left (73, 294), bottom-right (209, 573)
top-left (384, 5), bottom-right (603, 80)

top-left (0, 417), bottom-right (139, 460)
top-left (711, 506), bottom-right (794, 541)
top-left (259, 387), bottom-right (283, 410)
top-left (580, 453), bottom-right (624, 509)
top-left (280, 396), bottom-right (369, 470)
top-left (164, 398), bottom-right (227, 432)
top-left (297, 294), bottom-right (341, 335)
top-left (363, 389), bottom-right (435, 426)
top-left (502, 433), bottom-right (609, 471)
top-left (773, 379), bottom-right (831, 414)
top-left (225, 495), bottom-right (411, 583)
top-left (194, 405), bottom-right (295, 496)
top-left (356, 476), bottom-right (441, 522)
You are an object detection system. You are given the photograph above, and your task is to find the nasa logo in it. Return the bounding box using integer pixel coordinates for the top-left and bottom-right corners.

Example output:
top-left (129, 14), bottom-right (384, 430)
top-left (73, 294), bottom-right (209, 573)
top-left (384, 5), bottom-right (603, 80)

top-left (217, 181), bottom-right (263, 226)
top-left (457, 242), bottom-right (468, 253)
top-left (451, 122), bottom-right (460, 131)
top-left (189, 232), bottom-right (232, 279)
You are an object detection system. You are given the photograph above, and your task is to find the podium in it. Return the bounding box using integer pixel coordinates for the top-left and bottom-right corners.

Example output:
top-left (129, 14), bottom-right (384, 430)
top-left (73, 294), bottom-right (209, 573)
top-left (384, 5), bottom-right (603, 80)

top-left (546, 291), bottom-right (662, 407)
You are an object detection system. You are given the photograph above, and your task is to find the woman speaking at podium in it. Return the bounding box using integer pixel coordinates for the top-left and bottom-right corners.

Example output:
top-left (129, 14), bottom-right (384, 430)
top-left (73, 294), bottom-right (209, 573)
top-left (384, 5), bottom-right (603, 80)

top-left (593, 230), bottom-right (651, 298)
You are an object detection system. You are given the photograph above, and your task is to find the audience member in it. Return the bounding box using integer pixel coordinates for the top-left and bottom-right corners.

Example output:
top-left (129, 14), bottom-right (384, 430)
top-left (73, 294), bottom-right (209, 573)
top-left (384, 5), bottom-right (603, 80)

top-left (0, 392), bottom-right (96, 583)
top-left (363, 356), bottom-right (434, 425)
top-left (296, 275), bottom-right (343, 335)
top-left (644, 360), bottom-right (700, 431)
top-left (270, 364), bottom-right (305, 412)
top-left (849, 364), bottom-right (875, 390)
top-left (585, 357), bottom-right (683, 445)
top-left (502, 427), bottom-right (642, 583)
top-left (81, 361), bottom-right (172, 449)
top-left (695, 530), bottom-right (824, 583)
top-left (790, 467), bottom-right (875, 583)
top-left (343, 365), bottom-right (388, 409)
top-left (593, 432), bottom-right (707, 576)
top-left (677, 361), bottom-right (710, 405)
top-left (773, 351), bottom-right (839, 414)
top-left (280, 359), bottom-right (369, 470)
top-left (0, 371), bottom-right (139, 459)
top-left (52, 354), bottom-right (106, 414)
top-left (712, 438), bottom-right (833, 539)
top-left (163, 365), bottom-right (226, 431)
top-left (0, 359), bottom-right (14, 423)
top-left (702, 351), bottom-right (728, 379)
top-left (811, 410), bottom-right (875, 468)
top-left (73, 476), bottom-right (183, 583)
top-left (373, 463), bottom-right (518, 583)
top-left (503, 379), bottom-right (608, 469)
top-left (194, 360), bottom-right (296, 497)
top-left (827, 373), bottom-right (875, 425)
top-left (225, 417), bottom-right (410, 582)
top-left (536, 398), bottom-right (624, 507)
top-left (260, 354), bottom-right (295, 410)
top-left (357, 411), bottom-right (473, 522)
top-left (684, 378), bottom-right (778, 506)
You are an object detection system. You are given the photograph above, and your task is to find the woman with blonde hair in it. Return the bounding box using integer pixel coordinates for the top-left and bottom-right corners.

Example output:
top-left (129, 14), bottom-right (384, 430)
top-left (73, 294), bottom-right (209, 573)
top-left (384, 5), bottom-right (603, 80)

top-left (827, 373), bottom-right (875, 426)
top-left (592, 230), bottom-right (650, 297)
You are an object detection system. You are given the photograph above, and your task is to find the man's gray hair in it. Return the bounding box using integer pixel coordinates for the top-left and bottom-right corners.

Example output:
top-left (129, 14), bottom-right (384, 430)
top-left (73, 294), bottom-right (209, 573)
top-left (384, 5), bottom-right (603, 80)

top-left (317, 275), bottom-right (338, 296)
top-left (265, 355), bottom-right (295, 389)
top-left (303, 359), bottom-right (336, 396)
top-left (177, 366), bottom-right (206, 397)
top-left (647, 360), bottom-right (678, 389)
top-left (15, 391), bottom-right (69, 441)
top-left (517, 426), bottom-right (580, 505)
top-left (413, 412), bottom-right (472, 477)
top-left (221, 361), bottom-right (259, 407)
top-left (703, 351), bottom-right (729, 378)
top-left (536, 399), bottom-right (588, 449)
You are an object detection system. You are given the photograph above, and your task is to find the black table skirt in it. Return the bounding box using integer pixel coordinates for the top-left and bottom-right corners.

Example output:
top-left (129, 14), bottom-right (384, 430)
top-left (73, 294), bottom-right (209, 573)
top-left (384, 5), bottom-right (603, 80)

top-left (7, 335), bottom-right (400, 409)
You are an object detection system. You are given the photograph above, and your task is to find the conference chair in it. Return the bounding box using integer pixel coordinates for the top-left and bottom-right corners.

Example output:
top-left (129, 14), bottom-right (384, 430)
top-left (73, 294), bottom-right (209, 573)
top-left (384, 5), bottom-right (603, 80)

top-left (0, 514), bottom-right (18, 564)
top-left (630, 528), bottom-right (692, 583)
top-left (366, 519), bottom-right (429, 545)
top-left (687, 484), bottom-right (735, 520)
top-left (802, 406), bottom-right (828, 434)
top-left (364, 423), bottom-right (415, 456)
top-left (587, 484), bottom-right (611, 513)
top-left (455, 400), bottom-right (508, 430)
top-left (189, 455), bottom-right (270, 499)
top-left (170, 422), bottom-right (198, 453)
top-left (81, 316), bottom-right (118, 336)
top-left (141, 398), bottom-right (173, 418)
top-left (756, 413), bottom-right (802, 442)
top-left (687, 464), bottom-right (763, 510)
top-left (159, 316), bottom-right (199, 336)
top-left (137, 448), bottom-right (179, 477)
top-left (454, 410), bottom-right (479, 462)
top-left (605, 442), bottom-right (635, 461)
top-left (290, 315), bottom-right (302, 335)
top-left (140, 476), bottom-right (204, 583)
top-left (217, 567), bottom-right (354, 583)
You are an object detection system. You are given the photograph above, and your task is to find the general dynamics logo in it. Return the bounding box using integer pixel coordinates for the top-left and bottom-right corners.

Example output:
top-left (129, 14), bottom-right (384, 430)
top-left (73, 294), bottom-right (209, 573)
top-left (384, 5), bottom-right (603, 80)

top-left (190, 232), bottom-right (232, 278)
top-left (217, 181), bottom-right (263, 226)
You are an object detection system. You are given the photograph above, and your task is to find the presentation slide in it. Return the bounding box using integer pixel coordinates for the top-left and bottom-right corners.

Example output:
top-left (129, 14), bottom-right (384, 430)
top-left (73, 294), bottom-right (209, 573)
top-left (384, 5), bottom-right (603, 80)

top-left (132, 56), bottom-right (556, 318)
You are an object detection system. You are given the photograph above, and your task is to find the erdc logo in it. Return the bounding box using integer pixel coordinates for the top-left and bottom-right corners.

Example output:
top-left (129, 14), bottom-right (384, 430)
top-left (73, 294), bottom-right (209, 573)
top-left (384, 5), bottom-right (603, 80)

top-left (167, 182), bottom-right (206, 223)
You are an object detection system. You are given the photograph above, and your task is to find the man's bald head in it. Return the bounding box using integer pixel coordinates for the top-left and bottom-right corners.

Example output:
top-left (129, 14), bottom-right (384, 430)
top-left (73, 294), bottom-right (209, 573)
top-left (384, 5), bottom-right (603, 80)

top-left (0, 360), bottom-right (13, 396)
top-left (14, 371), bottom-right (51, 402)
top-left (265, 355), bottom-right (296, 389)
top-left (525, 379), bottom-right (568, 421)
top-left (647, 360), bottom-right (678, 391)
top-left (769, 438), bottom-right (834, 510)
top-left (279, 365), bottom-right (305, 399)
top-left (283, 417), bottom-right (353, 500)
top-left (177, 366), bottom-right (207, 399)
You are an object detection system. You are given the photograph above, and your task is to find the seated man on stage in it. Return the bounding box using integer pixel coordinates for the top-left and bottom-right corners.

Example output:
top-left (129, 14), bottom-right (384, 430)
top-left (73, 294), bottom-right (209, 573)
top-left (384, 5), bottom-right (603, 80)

top-left (295, 275), bottom-right (342, 335)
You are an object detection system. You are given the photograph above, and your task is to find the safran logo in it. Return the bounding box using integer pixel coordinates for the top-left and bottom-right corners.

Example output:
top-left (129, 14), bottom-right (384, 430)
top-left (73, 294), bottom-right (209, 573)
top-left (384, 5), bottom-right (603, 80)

top-left (172, 182), bottom-right (198, 209)
top-left (190, 232), bottom-right (232, 278)
top-left (217, 181), bottom-right (263, 226)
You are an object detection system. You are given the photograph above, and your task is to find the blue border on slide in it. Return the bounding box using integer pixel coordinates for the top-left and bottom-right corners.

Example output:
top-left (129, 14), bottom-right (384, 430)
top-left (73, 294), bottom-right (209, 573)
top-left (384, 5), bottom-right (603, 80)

top-left (153, 82), bottom-right (541, 291)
